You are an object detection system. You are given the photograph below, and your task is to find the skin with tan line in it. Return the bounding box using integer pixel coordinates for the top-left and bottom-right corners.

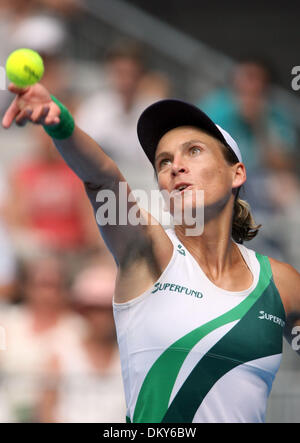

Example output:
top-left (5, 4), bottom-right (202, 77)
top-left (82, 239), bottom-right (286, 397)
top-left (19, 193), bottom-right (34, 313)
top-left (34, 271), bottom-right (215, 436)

top-left (2, 83), bottom-right (300, 349)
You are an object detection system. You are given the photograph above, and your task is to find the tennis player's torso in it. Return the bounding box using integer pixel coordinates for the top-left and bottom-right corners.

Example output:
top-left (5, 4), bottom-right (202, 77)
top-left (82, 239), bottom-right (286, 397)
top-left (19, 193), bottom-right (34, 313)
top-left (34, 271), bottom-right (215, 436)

top-left (113, 229), bottom-right (286, 423)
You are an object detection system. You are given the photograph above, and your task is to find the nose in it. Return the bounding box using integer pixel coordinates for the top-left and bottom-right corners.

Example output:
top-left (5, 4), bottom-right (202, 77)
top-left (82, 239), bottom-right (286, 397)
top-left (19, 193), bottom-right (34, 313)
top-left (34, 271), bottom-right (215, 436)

top-left (171, 157), bottom-right (188, 176)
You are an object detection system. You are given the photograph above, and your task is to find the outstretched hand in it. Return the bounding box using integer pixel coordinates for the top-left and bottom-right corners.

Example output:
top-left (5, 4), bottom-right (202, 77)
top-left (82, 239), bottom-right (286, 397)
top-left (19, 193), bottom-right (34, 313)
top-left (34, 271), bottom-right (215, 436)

top-left (2, 83), bottom-right (61, 129)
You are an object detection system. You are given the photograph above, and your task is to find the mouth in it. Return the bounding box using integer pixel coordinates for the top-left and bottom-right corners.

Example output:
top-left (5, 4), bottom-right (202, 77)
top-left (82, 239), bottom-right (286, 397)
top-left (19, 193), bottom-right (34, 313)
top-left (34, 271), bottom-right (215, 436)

top-left (170, 183), bottom-right (192, 197)
top-left (173, 183), bottom-right (193, 194)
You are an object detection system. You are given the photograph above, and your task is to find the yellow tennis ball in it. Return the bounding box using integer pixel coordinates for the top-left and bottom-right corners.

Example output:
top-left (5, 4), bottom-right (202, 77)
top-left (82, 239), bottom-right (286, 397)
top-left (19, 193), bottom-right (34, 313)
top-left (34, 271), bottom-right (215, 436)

top-left (6, 48), bottom-right (44, 88)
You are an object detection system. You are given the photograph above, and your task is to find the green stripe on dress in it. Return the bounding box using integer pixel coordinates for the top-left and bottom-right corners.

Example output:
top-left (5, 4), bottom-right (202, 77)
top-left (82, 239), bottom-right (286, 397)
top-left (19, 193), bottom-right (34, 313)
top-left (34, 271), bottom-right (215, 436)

top-left (162, 279), bottom-right (284, 422)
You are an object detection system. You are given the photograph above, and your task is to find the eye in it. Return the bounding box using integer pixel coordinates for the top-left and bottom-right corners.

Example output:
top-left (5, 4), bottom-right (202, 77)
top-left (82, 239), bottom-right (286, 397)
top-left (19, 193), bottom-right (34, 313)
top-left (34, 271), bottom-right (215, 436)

top-left (159, 158), bottom-right (172, 169)
top-left (190, 146), bottom-right (201, 156)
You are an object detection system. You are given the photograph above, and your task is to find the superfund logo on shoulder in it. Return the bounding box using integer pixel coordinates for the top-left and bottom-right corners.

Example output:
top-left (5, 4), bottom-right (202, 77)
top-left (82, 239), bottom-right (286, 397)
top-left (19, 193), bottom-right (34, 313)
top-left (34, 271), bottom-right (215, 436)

top-left (258, 311), bottom-right (285, 328)
top-left (151, 282), bottom-right (203, 299)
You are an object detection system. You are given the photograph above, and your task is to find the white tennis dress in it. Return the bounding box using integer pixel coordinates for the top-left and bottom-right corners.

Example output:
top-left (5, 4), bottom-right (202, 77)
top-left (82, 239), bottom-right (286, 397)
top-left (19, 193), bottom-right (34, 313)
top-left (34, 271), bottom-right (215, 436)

top-left (113, 229), bottom-right (286, 423)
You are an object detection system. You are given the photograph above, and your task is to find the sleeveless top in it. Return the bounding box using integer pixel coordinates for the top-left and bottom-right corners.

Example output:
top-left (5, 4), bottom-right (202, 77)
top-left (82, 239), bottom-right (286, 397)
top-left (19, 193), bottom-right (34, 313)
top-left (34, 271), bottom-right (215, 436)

top-left (113, 229), bottom-right (286, 423)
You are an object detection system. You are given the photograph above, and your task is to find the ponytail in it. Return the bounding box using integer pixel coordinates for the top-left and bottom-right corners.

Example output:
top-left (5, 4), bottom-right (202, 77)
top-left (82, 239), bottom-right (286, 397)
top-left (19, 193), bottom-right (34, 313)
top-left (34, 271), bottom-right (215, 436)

top-left (232, 198), bottom-right (261, 244)
top-left (217, 141), bottom-right (262, 244)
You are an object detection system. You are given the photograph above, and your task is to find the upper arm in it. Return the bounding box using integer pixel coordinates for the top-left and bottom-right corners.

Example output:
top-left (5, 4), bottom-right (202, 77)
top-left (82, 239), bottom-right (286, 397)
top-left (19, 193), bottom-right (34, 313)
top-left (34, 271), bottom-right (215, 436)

top-left (270, 258), bottom-right (300, 350)
top-left (84, 170), bottom-right (173, 279)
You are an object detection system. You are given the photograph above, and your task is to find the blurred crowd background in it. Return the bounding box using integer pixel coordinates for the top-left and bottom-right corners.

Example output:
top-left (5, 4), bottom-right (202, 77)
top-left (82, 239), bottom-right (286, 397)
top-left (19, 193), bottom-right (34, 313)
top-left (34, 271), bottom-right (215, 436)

top-left (0, 0), bottom-right (299, 423)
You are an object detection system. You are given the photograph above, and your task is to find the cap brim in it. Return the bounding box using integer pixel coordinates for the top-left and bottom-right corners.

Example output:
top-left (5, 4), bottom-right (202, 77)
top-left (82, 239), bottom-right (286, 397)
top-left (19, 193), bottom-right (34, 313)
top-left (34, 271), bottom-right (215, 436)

top-left (137, 99), bottom-right (232, 167)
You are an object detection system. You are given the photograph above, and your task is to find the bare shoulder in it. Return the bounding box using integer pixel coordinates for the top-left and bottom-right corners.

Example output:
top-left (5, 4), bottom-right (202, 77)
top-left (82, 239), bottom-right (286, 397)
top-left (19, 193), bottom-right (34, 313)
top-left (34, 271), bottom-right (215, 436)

top-left (269, 257), bottom-right (300, 316)
top-left (269, 257), bottom-right (300, 287)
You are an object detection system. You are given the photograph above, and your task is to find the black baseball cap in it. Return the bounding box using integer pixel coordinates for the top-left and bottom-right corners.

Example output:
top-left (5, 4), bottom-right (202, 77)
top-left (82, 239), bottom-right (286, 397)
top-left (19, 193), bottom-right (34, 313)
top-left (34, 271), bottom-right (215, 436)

top-left (137, 99), bottom-right (242, 167)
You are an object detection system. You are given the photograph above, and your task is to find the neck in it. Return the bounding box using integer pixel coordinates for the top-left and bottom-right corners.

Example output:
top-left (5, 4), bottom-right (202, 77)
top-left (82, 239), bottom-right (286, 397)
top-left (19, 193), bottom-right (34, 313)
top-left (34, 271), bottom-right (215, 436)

top-left (174, 202), bottom-right (237, 278)
top-left (120, 91), bottom-right (136, 112)
top-left (29, 304), bottom-right (65, 333)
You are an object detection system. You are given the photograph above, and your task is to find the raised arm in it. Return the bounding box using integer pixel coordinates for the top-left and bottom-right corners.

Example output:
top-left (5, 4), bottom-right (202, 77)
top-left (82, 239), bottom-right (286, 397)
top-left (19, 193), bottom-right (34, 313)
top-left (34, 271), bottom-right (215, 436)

top-left (2, 84), bottom-right (172, 294)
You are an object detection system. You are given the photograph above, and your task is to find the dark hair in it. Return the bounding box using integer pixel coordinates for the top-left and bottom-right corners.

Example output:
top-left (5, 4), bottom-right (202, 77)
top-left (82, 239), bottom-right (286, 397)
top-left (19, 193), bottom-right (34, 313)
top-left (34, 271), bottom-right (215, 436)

top-left (234, 54), bottom-right (277, 84)
top-left (105, 39), bottom-right (145, 68)
top-left (220, 144), bottom-right (262, 244)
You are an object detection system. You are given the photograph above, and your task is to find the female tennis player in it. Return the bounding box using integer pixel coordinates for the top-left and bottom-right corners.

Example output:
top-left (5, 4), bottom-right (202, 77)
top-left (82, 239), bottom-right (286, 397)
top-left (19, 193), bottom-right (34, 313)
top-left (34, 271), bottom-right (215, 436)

top-left (2, 83), bottom-right (300, 423)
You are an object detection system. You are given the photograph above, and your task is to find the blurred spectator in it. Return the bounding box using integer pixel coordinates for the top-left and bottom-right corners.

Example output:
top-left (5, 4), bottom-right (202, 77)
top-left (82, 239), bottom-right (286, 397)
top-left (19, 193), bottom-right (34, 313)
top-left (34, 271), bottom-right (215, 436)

top-left (33, 0), bottom-right (82, 17)
top-left (0, 0), bottom-right (81, 20)
top-left (138, 71), bottom-right (171, 102)
top-left (198, 58), bottom-right (297, 173)
top-left (39, 257), bottom-right (125, 423)
top-left (0, 255), bottom-right (85, 422)
top-left (0, 0), bottom-right (36, 18)
top-left (9, 12), bottom-right (69, 96)
top-left (10, 14), bottom-right (67, 57)
top-left (6, 126), bottom-right (101, 258)
top-left (250, 171), bottom-right (300, 270)
top-left (76, 40), bottom-right (170, 194)
top-left (0, 2), bottom-right (72, 116)
top-left (0, 166), bottom-right (16, 302)
top-left (1, 0), bottom-right (69, 59)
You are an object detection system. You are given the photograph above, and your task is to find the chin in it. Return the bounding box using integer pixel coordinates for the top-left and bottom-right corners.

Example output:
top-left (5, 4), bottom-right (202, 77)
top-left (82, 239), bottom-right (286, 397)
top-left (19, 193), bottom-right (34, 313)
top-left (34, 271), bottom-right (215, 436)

top-left (170, 190), bottom-right (205, 232)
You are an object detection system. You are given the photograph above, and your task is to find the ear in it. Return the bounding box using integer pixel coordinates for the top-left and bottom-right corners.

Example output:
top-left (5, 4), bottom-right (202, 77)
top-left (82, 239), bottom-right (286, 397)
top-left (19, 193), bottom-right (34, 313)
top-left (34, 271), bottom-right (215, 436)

top-left (232, 162), bottom-right (247, 190)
